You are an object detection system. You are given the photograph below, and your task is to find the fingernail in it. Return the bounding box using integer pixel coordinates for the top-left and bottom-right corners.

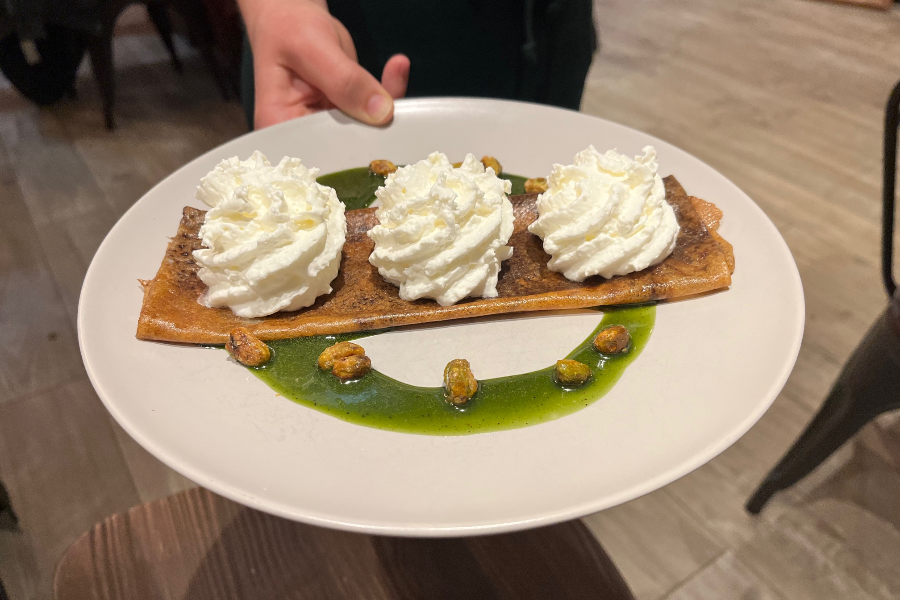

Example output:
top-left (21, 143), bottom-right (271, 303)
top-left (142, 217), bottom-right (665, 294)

top-left (366, 94), bottom-right (392, 123)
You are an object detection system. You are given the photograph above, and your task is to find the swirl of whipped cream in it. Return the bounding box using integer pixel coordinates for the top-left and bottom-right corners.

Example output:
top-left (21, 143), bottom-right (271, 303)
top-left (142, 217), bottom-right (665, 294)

top-left (367, 152), bottom-right (514, 306)
top-left (192, 151), bottom-right (346, 318)
top-left (528, 145), bottom-right (679, 281)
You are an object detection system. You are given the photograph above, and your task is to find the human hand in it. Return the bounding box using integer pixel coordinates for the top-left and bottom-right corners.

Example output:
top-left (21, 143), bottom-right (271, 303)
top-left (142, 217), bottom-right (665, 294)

top-left (240, 0), bottom-right (410, 129)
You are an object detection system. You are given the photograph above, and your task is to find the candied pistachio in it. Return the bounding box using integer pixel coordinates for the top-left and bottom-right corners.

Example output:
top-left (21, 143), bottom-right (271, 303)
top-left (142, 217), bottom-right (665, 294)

top-left (226, 327), bottom-right (271, 367)
top-left (481, 155), bottom-right (502, 175)
top-left (332, 355), bottom-right (372, 380)
top-left (318, 341), bottom-right (366, 371)
top-left (443, 358), bottom-right (478, 406)
top-left (369, 159), bottom-right (398, 176)
top-left (524, 177), bottom-right (549, 194)
top-left (555, 360), bottom-right (592, 387)
top-left (593, 325), bottom-right (631, 354)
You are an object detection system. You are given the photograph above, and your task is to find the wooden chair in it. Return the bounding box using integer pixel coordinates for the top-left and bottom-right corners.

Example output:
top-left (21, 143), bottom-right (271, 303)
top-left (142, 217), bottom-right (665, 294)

top-left (746, 78), bottom-right (900, 513)
top-left (54, 487), bottom-right (636, 600)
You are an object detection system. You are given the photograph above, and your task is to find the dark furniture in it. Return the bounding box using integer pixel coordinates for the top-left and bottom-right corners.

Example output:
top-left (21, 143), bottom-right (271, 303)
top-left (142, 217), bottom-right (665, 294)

top-left (54, 487), bottom-right (636, 600)
top-left (88, 0), bottom-right (235, 129)
top-left (0, 478), bottom-right (16, 530)
top-left (0, 0), bottom-right (236, 129)
top-left (0, 23), bottom-right (86, 106)
top-left (0, 478), bottom-right (15, 600)
top-left (87, 0), bottom-right (179, 129)
top-left (746, 79), bottom-right (900, 514)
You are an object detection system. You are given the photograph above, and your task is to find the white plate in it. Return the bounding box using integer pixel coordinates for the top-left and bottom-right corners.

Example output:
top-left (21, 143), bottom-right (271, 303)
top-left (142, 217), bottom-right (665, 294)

top-left (79, 98), bottom-right (804, 536)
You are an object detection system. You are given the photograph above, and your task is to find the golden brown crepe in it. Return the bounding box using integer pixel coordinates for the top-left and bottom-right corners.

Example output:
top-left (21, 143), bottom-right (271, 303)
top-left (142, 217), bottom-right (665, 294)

top-left (136, 176), bottom-right (734, 344)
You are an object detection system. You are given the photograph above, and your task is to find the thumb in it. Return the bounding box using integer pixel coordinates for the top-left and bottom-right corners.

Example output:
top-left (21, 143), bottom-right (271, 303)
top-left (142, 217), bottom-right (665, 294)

top-left (289, 35), bottom-right (395, 125)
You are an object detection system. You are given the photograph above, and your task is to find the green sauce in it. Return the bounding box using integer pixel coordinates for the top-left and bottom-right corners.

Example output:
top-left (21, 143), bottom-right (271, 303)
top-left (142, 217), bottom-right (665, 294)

top-left (251, 306), bottom-right (654, 435)
top-left (238, 167), bottom-right (656, 435)
top-left (316, 168), bottom-right (385, 210)
top-left (502, 174), bottom-right (528, 195)
top-left (315, 168), bottom-right (528, 209)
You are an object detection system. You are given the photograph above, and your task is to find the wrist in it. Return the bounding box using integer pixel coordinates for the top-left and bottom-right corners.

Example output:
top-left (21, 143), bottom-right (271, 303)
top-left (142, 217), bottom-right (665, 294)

top-left (238, 0), bottom-right (330, 36)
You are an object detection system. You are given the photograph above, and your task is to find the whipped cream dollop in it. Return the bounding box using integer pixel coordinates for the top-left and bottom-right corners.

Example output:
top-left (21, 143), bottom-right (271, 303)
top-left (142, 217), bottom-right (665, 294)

top-left (192, 151), bottom-right (346, 318)
top-left (368, 152), bottom-right (514, 306)
top-left (528, 145), bottom-right (679, 281)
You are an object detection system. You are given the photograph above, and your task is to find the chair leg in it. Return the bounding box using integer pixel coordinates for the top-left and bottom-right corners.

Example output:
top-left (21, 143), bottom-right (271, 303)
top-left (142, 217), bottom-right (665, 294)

top-left (746, 308), bottom-right (900, 514)
top-left (0, 477), bottom-right (17, 531)
top-left (87, 34), bottom-right (115, 130)
top-left (745, 382), bottom-right (871, 514)
top-left (146, 1), bottom-right (182, 73)
top-left (176, 0), bottom-right (232, 100)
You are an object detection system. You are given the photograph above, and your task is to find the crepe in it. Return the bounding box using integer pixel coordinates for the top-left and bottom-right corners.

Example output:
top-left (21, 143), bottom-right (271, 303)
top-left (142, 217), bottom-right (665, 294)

top-left (136, 176), bottom-right (734, 344)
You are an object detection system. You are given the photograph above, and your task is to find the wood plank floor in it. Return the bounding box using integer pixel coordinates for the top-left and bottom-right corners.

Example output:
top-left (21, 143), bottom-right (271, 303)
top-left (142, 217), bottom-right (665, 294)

top-left (1, 1), bottom-right (899, 598)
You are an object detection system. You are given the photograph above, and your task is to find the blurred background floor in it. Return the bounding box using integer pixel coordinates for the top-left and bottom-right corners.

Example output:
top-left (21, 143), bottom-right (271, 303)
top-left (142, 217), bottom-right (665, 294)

top-left (1, 0), bottom-right (899, 599)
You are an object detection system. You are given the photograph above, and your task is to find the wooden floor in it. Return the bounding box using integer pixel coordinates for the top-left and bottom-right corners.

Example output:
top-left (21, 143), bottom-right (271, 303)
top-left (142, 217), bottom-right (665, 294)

top-left (1, 1), bottom-right (899, 598)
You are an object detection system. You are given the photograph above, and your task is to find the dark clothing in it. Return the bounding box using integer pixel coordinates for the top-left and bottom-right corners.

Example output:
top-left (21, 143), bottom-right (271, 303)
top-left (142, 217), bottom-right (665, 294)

top-left (241, 0), bottom-right (596, 129)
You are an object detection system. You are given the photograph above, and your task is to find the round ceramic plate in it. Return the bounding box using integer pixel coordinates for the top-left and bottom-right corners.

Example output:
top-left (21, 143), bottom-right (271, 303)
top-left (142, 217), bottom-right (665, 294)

top-left (79, 98), bottom-right (803, 536)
